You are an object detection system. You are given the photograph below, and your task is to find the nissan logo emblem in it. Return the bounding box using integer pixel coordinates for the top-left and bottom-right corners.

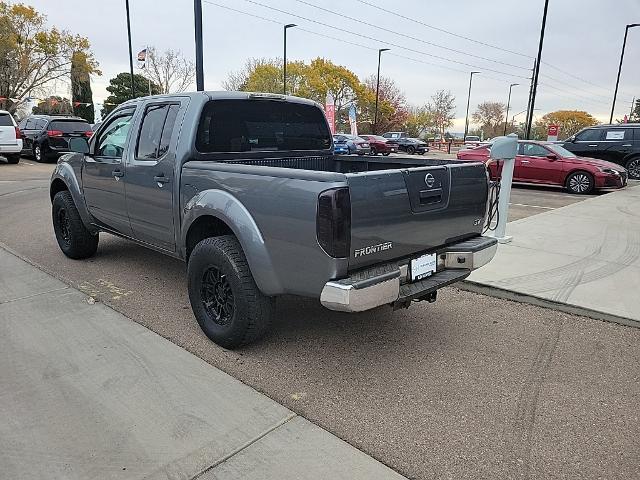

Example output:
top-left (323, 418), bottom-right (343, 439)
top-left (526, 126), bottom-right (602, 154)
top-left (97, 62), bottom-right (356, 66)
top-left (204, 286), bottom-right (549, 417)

top-left (424, 173), bottom-right (436, 188)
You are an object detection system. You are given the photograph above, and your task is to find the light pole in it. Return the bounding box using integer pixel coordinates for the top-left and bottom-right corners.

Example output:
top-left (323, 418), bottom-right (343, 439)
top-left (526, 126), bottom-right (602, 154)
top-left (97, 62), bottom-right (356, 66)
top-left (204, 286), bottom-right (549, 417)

top-left (610, 23), bottom-right (639, 124)
top-left (194, 0), bottom-right (204, 91)
top-left (283, 24), bottom-right (297, 95)
top-left (504, 83), bottom-right (518, 135)
top-left (374, 48), bottom-right (390, 134)
top-left (125, 0), bottom-right (135, 98)
top-left (525, 0), bottom-right (549, 139)
top-left (464, 71), bottom-right (480, 139)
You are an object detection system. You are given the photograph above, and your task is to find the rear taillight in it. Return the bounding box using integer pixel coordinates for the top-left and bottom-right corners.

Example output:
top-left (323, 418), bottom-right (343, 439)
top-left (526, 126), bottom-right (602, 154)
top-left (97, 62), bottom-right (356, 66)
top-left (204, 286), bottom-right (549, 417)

top-left (84, 130), bottom-right (93, 137)
top-left (15, 127), bottom-right (21, 139)
top-left (47, 130), bottom-right (63, 137)
top-left (317, 187), bottom-right (351, 258)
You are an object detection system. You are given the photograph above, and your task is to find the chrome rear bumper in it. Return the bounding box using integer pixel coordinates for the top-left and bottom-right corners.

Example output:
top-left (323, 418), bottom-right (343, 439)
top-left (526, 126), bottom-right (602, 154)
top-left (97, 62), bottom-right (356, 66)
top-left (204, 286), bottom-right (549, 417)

top-left (320, 236), bottom-right (497, 312)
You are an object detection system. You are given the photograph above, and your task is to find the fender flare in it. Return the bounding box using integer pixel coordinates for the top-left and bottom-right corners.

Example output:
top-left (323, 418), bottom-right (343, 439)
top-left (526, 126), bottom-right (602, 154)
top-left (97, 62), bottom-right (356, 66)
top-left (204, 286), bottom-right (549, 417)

top-left (50, 161), bottom-right (98, 234)
top-left (181, 189), bottom-right (284, 296)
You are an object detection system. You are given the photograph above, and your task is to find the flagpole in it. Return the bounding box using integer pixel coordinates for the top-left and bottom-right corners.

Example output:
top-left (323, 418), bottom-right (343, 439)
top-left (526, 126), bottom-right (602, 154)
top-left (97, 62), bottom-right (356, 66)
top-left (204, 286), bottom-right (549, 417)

top-left (147, 45), bottom-right (151, 96)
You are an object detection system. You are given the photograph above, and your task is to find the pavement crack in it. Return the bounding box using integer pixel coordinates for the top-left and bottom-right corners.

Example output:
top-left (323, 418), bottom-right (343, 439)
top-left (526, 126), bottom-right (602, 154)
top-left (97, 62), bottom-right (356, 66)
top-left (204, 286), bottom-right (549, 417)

top-left (0, 286), bottom-right (69, 305)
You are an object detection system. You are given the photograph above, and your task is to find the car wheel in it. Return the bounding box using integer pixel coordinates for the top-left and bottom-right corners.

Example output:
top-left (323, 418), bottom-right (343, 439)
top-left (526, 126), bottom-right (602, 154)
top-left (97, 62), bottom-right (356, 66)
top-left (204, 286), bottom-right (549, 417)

top-left (625, 157), bottom-right (640, 180)
top-left (6, 154), bottom-right (20, 164)
top-left (406, 146), bottom-right (416, 155)
top-left (382, 152), bottom-right (391, 156)
top-left (565, 171), bottom-right (594, 194)
top-left (370, 146), bottom-right (377, 156)
top-left (187, 235), bottom-right (274, 349)
top-left (52, 191), bottom-right (99, 259)
top-left (34, 144), bottom-right (44, 162)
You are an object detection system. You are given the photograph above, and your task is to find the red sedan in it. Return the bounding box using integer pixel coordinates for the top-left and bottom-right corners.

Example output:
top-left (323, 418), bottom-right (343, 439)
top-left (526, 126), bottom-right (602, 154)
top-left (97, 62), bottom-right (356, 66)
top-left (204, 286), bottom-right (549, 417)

top-left (359, 135), bottom-right (399, 156)
top-left (457, 140), bottom-right (628, 194)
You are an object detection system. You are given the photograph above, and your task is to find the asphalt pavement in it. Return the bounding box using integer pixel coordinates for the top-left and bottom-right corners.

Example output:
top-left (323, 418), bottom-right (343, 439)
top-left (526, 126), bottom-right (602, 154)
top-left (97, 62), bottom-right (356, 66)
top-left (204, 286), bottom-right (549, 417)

top-left (1, 158), bottom-right (639, 479)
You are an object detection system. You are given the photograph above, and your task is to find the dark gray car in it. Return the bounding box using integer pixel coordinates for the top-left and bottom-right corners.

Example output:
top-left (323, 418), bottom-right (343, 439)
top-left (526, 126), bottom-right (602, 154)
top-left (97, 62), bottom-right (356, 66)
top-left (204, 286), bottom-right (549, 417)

top-left (50, 91), bottom-right (496, 348)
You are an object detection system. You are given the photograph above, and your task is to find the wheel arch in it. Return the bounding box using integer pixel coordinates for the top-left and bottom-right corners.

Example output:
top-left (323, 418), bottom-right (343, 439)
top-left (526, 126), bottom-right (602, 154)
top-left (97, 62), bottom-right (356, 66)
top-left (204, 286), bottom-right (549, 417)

top-left (50, 162), bottom-right (97, 234)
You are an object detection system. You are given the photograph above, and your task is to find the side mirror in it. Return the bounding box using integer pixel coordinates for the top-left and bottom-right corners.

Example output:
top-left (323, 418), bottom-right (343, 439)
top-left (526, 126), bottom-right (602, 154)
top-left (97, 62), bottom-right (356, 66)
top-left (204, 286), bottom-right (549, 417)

top-left (69, 137), bottom-right (89, 154)
top-left (546, 153), bottom-right (557, 160)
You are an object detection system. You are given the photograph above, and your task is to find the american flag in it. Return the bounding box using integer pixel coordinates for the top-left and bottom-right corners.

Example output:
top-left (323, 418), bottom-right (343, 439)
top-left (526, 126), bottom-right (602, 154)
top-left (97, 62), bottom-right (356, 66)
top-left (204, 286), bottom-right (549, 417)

top-left (137, 48), bottom-right (147, 63)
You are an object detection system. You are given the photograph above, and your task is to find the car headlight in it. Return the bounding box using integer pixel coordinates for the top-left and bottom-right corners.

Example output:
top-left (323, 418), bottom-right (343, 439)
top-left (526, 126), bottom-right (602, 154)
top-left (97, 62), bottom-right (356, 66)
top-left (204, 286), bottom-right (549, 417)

top-left (598, 167), bottom-right (620, 175)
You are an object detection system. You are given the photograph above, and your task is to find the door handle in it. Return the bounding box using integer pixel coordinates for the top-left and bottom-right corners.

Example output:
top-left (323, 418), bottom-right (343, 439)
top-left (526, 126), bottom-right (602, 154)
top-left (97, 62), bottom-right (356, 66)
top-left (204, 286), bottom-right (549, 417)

top-left (112, 169), bottom-right (124, 180)
top-left (622, 144), bottom-right (632, 147)
top-left (520, 160), bottom-right (530, 164)
top-left (588, 144), bottom-right (598, 147)
top-left (154, 174), bottom-right (170, 186)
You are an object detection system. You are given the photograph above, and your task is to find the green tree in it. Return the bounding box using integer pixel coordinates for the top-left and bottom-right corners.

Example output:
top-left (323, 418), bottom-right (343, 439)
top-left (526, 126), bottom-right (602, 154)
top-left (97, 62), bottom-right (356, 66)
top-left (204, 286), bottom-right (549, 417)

top-left (0, 2), bottom-right (100, 112)
top-left (402, 105), bottom-right (435, 138)
top-left (71, 51), bottom-right (94, 122)
top-left (32, 96), bottom-right (72, 115)
top-left (102, 73), bottom-right (160, 117)
top-left (472, 101), bottom-right (506, 139)
top-left (533, 110), bottom-right (598, 140)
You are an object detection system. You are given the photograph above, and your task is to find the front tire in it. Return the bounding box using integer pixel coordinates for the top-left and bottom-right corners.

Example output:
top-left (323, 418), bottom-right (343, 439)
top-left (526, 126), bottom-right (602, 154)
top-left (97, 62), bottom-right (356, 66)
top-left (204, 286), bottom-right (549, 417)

top-left (406, 145), bottom-right (416, 155)
top-left (566, 171), bottom-right (594, 194)
top-left (187, 236), bottom-right (274, 349)
top-left (34, 144), bottom-right (44, 162)
top-left (382, 152), bottom-right (391, 156)
top-left (370, 146), bottom-right (377, 156)
top-left (52, 191), bottom-right (99, 259)
top-left (625, 157), bottom-right (640, 180)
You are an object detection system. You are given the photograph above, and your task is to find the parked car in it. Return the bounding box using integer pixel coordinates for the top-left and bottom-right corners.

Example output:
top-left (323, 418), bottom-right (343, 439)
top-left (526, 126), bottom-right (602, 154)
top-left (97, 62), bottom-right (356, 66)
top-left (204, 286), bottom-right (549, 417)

top-left (457, 140), bottom-right (628, 194)
top-left (561, 124), bottom-right (640, 179)
top-left (464, 135), bottom-right (483, 148)
top-left (18, 115), bottom-right (92, 162)
top-left (358, 134), bottom-right (398, 155)
top-left (396, 137), bottom-right (429, 155)
top-left (0, 110), bottom-right (22, 164)
top-left (51, 91), bottom-right (497, 348)
top-left (382, 131), bottom-right (408, 140)
top-left (332, 134), bottom-right (370, 155)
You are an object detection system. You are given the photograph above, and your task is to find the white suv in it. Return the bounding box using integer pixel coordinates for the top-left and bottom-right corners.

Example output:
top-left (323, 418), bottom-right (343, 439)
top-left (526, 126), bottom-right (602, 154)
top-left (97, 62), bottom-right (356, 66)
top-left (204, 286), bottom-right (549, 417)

top-left (0, 110), bottom-right (23, 164)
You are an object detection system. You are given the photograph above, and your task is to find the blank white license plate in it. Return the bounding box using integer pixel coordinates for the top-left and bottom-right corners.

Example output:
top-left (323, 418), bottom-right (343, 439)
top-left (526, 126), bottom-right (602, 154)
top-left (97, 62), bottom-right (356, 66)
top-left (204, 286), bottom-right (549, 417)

top-left (411, 253), bottom-right (437, 281)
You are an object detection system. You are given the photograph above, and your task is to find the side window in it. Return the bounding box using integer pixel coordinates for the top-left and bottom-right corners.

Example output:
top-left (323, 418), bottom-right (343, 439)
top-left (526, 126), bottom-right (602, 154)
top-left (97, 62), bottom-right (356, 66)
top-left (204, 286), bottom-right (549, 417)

top-left (96, 111), bottom-right (135, 158)
top-left (136, 103), bottom-right (179, 160)
top-left (36, 119), bottom-right (48, 130)
top-left (158, 104), bottom-right (180, 157)
top-left (575, 129), bottom-right (602, 142)
top-left (603, 129), bottom-right (632, 141)
top-left (24, 118), bottom-right (36, 129)
top-left (517, 143), bottom-right (524, 155)
top-left (522, 143), bottom-right (549, 157)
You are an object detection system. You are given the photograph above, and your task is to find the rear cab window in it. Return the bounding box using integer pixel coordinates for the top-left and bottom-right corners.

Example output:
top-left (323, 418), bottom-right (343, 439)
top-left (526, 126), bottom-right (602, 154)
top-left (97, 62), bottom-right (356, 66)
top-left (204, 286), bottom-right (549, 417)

top-left (196, 99), bottom-right (331, 153)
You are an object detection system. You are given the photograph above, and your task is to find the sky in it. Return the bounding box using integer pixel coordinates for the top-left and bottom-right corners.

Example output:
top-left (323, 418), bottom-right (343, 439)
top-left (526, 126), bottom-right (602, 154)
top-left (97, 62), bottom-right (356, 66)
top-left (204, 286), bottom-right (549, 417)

top-left (19, 0), bottom-right (640, 130)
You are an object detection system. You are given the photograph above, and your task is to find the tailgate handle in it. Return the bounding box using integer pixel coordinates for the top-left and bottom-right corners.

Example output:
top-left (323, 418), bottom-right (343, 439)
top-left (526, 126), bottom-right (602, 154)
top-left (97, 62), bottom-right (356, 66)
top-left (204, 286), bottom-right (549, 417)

top-left (419, 188), bottom-right (442, 205)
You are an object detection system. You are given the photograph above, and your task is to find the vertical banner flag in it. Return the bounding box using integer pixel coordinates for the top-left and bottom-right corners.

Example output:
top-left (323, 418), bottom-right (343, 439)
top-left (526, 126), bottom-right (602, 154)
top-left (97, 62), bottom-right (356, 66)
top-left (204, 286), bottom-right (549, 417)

top-left (348, 104), bottom-right (358, 136)
top-left (325, 93), bottom-right (335, 134)
top-left (137, 48), bottom-right (147, 67)
top-left (547, 124), bottom-right (559, 142)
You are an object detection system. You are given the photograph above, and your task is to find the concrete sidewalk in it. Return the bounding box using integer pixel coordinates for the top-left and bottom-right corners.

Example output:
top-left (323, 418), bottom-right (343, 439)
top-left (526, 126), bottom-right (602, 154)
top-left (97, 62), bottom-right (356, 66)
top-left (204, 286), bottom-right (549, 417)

top-left (0, 247), bottom-right (404, 480)
top-left (467, 184), bottom-right (640, 327)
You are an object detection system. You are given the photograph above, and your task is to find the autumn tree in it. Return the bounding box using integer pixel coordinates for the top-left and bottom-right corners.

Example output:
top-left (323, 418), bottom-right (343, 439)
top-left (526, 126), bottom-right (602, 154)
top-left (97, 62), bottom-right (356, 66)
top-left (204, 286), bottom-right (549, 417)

top-left (143, 47), bottom-right (195, 94)
top-left (102, 73), bottom-right (160, 117)
top-left (533, 110), bottom-right (598, 140)
top-left (32, 96), bottom-right (72, 115)
top-left (427, 90), bottom-right (456, 139)
top-left (0, 2), bottom-right (99, 112)
top-left (402, 106), bottom-right (435, 138)
top-left (71, 51), bottom-right (94, 122)
top-left (472, 101), bottom-right (506, 139)
top-left (630, 99), bottom-right (640, 122)
top-left (358, 75), bottom-right (408, 134)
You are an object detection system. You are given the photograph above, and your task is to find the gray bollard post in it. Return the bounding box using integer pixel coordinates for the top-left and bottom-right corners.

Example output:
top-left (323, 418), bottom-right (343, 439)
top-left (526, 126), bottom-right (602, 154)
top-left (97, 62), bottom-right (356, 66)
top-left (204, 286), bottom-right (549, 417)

top-left (488, 134), bottom-right (518, 243)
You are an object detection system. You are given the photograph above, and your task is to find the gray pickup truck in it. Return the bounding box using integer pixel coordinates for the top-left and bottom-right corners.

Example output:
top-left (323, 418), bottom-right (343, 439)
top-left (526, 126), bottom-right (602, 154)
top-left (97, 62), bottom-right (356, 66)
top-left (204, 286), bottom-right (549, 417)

top-left (50, 92), bottom-right (496, 348)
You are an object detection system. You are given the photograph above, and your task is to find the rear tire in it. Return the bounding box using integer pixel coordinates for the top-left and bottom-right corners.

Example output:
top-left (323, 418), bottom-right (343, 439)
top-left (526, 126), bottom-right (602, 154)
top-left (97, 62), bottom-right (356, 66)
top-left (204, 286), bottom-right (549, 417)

top-left (52, 191), bottom-right (99, 259)
top-left (187, 236), bottom-right (274, 349)
top-left (6, 154), bottom-right (19, 164)
top-left (625, 156), bottom-right (640, 180)
top-left (370, 146), bottom-right (377, 156)
top-left (34, 144), bottom-right (44, 162)
top-left (565, 171), bottom-right (594, 194)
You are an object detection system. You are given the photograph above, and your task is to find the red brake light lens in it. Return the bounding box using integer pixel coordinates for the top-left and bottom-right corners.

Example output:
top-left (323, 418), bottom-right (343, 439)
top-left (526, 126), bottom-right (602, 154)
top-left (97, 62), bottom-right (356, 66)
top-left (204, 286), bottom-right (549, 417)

top-left (15, 127), bottom-right (21, 139)
top-left (84, 130), bottom-right (93, 137)
top-left (47, 130), bottom-right (63, 137)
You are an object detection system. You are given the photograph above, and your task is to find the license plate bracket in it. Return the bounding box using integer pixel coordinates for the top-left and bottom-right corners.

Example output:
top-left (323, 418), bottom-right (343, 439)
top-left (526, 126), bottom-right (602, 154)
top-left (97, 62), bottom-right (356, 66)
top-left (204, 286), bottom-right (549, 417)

top-left (411, 253), bottom-right (437, 281)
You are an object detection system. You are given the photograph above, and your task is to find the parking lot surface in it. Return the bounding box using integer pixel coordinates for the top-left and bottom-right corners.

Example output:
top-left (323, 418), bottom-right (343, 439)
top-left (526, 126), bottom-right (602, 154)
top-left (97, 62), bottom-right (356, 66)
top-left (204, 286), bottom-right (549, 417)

top-left (1, 159), bottom-right (639, 479)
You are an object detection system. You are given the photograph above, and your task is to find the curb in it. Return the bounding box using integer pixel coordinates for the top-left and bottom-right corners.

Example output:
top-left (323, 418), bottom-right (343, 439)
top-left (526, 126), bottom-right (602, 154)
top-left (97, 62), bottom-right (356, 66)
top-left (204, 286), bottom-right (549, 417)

top-left (460, 280), bottom-right (640, 330)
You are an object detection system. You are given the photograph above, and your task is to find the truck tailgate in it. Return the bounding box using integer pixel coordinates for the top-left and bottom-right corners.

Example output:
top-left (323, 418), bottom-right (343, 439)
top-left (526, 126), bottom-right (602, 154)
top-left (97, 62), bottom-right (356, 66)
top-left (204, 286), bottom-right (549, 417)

top-left (346, 162), bottom-right (488, 269)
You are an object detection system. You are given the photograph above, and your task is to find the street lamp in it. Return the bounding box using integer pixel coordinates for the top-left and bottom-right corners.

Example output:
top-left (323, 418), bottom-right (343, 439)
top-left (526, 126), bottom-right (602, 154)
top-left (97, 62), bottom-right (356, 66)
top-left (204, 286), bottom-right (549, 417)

top-left (283, 24), bottom-right (297, 95)
top-left (373, 48), bottom-right (390, 134)
top-left (463, 71), bottom-right (480, 140)
top-left (610, 23), bottom-right (639, 123)
top-left (504, 83), bottom-right (518, 135)
top-left (125, 0), bottom-right (135, 98)
top-left (194, 0), bottom-right (204, 91)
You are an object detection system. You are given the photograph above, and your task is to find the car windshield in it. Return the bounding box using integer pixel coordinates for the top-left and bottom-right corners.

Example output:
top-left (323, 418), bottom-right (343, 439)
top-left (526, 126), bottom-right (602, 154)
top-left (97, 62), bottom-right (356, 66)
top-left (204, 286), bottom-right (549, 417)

top-left (546, 144), bottom-right (576, 158)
